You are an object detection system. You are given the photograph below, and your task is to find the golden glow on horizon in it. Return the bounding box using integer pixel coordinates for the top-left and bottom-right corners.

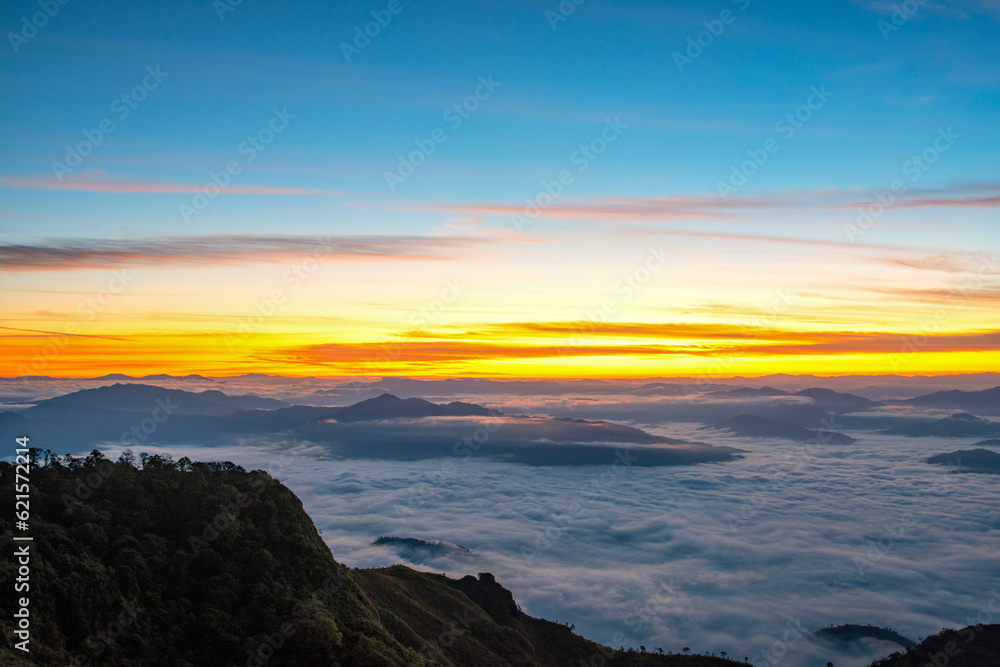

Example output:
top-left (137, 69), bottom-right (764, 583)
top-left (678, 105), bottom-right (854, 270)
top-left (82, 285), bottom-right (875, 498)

top-left (2, 328), bottom-right (998, 378)
top-left (2, 233), bottom-right (997, 379)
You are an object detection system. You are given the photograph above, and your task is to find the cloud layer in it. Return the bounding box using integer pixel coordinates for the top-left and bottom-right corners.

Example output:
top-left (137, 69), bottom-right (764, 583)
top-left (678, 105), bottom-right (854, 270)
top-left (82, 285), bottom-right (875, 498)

top-left (93, 427), bottom-right (1000, 667)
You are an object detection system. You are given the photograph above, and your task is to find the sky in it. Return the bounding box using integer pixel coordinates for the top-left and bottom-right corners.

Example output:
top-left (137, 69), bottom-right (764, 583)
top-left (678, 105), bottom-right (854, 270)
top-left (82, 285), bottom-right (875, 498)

top-left (1, 0), bottom-right (999, 378)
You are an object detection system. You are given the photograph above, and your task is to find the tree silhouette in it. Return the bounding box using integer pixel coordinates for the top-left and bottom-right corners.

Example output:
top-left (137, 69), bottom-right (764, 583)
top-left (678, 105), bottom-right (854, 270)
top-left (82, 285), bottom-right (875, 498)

top-left (682, 646), bottom-right (691, 654)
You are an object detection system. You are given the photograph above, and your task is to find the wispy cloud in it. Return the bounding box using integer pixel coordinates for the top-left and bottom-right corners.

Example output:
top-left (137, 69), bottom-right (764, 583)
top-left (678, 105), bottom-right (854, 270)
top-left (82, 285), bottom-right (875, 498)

top-left (0, 325), bottom-right (131, 341)
top-left (850, 0), bottom-right (970, 19)
top-left (0, 235), bottom-right (486, 271)
top-left (880, 252), bottom-right (1000, 274)
top-left (0, 172), bottom-right (344, 196)
top-left (405, 182), bottom-right (1000, 224)
top-left (282, 327), bottom-right (1000, 365)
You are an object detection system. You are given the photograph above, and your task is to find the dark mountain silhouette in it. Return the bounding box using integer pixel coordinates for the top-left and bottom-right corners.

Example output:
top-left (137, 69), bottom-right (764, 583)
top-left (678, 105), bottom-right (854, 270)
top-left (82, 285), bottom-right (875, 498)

top-left (972, 438), bottom-right (1000, 448)
top-left (338, 377), bottom-right (618, 396)
top-left (813, 624), bottom-right (913, 649)
top-left (869, 625), bottom-right (1000, 667)
top-left (882, 413), bottom-right (1000, 438)
top-left (372, 536), bottom-right (470, 558)
top-left (332, 393), bottom-right (497, 421)
top-left (926, 448), bottom-right (1000, 473)
top-left (632, 382), bottom-right (729, 396)
top-left (900, 386), bottom-right (1000, 415)
top-left (0, 453), bottom-right (743, 666)
top-left (703, 414), bottom-right (856, 445)
top-left (28, 382), bottom-right (288, 415)
top-left (0, 386), bottom-right (742, 466)
top-left (706, 386), bottom-right (790, 398)
top-left (793, 387), bottom-right (880, 413)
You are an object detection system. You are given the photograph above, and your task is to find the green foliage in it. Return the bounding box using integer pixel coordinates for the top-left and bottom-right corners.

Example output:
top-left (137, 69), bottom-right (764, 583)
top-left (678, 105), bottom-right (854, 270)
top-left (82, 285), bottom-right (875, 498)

top-left (0, 452), bottom-right (403, 666)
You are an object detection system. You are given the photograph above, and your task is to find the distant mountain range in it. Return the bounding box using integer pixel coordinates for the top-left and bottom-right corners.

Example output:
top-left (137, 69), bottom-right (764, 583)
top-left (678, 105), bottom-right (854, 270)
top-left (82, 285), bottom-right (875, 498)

top-left (29, 382), bottom-right (290, 415)
top-left (883, 413), bottom-right (1000, 438)
top-left (705, 386), bottom-right (790, 398)
top-left (900, 386), bottom-right (1000, 415)
top-left (703, 414), bottom-right (856, 445)
top-left (0, 384), bottom-right (743, 467)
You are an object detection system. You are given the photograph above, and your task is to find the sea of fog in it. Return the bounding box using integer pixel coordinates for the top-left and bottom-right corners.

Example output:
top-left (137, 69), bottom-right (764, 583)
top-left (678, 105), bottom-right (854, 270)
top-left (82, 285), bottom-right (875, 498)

top-left (95, 423), bottom-right (1000, 667)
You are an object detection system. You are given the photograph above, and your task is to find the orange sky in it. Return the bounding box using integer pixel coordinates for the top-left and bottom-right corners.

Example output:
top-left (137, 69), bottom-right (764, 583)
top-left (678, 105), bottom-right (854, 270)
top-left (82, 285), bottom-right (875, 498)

top-left (2, 223), bottom-right (997, 378)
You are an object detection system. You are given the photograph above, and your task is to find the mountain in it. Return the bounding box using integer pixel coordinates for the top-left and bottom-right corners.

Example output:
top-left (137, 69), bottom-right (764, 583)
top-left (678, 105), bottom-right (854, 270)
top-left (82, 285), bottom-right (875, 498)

top-left (337, 377), bottom-right (618, 396)
top-left (926, 448), bottom-right (1000, 474)
top-left (0, 453), bottom-right (742, 667)
top-left (704, 414), bottom-right (856, 445)
top-left (868, 625), bottom-right (1000, 667)
top-left (27, 383), bottom-right (289, 415)
top-left (0, 387), bottom-right (742, 467)
top-left (633, 383), bottom-right (698, 396)
top-left (882, 413), bottom-right (1000, 438)
top-left (813, 624), bottom-right (914, 650)
top-left (901, 386), bottom-right (1000, 415)
top-left (793, 387), bottom-right (880, 413)
top-left (332, 393), bottom-right (498, 421)
top-left (972, 439), bottom-right (1000, 448)
top-left (372, 536), bottom-right (470, 559)
top-left (706, 386), bottom-right (790, 398)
